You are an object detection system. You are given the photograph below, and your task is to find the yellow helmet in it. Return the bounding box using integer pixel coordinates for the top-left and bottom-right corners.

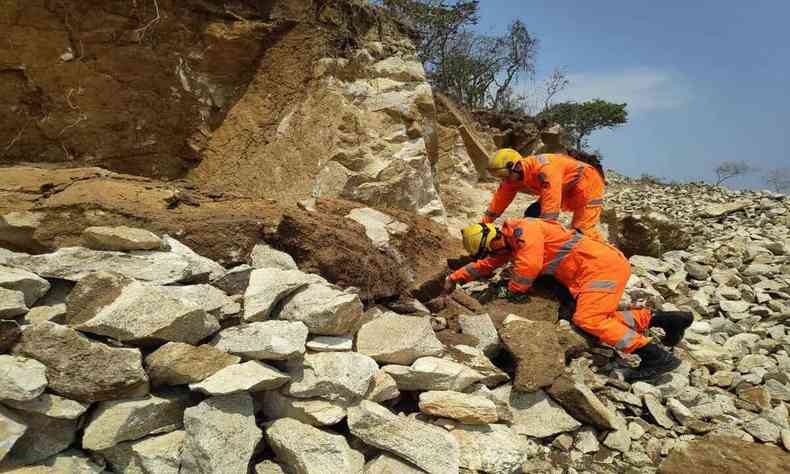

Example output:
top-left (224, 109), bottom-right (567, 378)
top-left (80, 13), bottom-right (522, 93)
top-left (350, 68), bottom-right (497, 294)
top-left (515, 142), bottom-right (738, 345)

top-left (461, 223), bottom-right (498, 258)
top-left (488, 148), bottom-right (522, 179)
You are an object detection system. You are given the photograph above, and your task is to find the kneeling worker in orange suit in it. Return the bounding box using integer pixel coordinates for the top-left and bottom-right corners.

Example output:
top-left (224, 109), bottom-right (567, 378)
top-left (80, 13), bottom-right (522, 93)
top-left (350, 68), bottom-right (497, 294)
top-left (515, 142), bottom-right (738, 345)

top-left (483, 149), bottom-right (607, 242)
top-left (443, 219), bottom-right (692, 381)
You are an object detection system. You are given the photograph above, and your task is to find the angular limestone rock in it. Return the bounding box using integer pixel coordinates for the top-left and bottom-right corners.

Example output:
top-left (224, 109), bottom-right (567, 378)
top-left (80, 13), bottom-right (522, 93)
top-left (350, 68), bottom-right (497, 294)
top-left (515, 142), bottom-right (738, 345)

top-left (0, 406), bottom-right (27, 463)
top-left (12, 322), bottom-right (149, 402)
top-left (444, 345), bottom-right (509, 388)
top-left (181, 393), bottom-right (262, 474)
top-left (347, 401), bottom-right (460, 474)
top-left (278, 284), bottom-right (363, 336)
top-left (457, 313), bottom-right (500, 358)
top-left (82, 389), bottom-right (194, 451)
top-left (366, 370), bottom-right (401, 403)
top-left (0, 288), bottom-right (27, 318)
top-left (1, 393), bottom-right (89, 420)
top-left (364, 454), bottom-right (425, 474)
top-left (0, 319), bottom-right (21, 352)
top-left (383, 357), bottom-right (484, 392)
top-left (502, 386), bottom-right (582, 438)
top-left (5, 448), bottom-right (104, 473)
top-left (0, 355), bottom-right (47, 402)
top-left (8, 247), bottom-right (193, 285)
top-left (243, 268), bottom-right (324, 322)
top-left (547, 375), bottom-right (625, 431)
top-left (306, 335), bottom-right (353, 352)
top-left (161, 284), bottom-right (234, 315)
top-left (356, 312), bottom-right (444, 365)
top-left (3, 408), bottom-right (79, 465)
top-left (451, 424), bottom-right (538, 474)
top-left (266, 418), bottom-right (364, 474)
top-left (145, 342), bottom-right (241, 386)
top-left (81, 226), bottom-right (162, 251)
top-left (258, 390), bottom-right (347, 426)
top-left (189, 361), bottom-right (289, 395)
top-left (161, 236), bottom-right (227, 282)
top-left (418, 391), bottom-right (498, 424)
top-left (210, 321), bottom-right (308, 360)
top-left (285, 352), bottom-right (378, 403)
top-left (255, 460), bottom-right (287, 474)
top-left (67, 273), bottom-right (219, 344)
top-left (101, 430), bottom-right (185, 474)
top-left (701, 201), bottom-right (750, 218)
top-left (0, 265), bottom-right (50, 307)
top-left (250, 244), bottom-right (298, 271)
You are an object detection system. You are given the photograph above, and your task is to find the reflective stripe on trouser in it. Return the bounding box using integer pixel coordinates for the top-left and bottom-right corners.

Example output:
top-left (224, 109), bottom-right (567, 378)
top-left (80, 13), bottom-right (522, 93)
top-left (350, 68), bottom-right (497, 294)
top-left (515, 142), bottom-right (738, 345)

top-left (571, 205), bottom-right (604, 242)
top-left (544, 231), bottom-right (583, 275)
top-left (572, 293), bottom-right (652, 353)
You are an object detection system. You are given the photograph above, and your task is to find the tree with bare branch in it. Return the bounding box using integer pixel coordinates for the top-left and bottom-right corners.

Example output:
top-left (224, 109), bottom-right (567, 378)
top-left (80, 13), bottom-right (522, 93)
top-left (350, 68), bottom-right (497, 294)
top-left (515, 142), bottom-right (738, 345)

top-left (765, 168), bottom-right (790, 193)
top-left (714, 161), bottom-right (755, 186)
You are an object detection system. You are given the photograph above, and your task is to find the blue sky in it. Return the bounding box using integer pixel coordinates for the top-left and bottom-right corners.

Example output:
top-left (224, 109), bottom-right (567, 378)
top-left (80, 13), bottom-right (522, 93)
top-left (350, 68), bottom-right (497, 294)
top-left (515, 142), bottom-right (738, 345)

top-left (473, 0), bottom-right (790, 189)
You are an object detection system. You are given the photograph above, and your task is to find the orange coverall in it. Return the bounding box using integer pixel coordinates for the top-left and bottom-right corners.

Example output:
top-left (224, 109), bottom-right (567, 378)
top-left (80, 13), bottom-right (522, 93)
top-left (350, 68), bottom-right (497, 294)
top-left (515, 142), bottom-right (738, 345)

top-left (481, 154), bottom-right (606, 242)
top-left (450, 218), bottom-right (651, 353)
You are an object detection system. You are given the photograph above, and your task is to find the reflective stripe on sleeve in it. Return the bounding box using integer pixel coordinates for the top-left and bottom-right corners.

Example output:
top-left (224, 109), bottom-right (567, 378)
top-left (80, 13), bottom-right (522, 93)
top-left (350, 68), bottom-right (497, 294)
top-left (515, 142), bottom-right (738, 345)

top-left (615, 328), bottom-right (637, 350)
top-left (542, 212), bottom-right (560, 220)
top-left (544, 232), bottom-right (583, 275)
top-left (621, 310), bottom-right (636, 329)
top-left (586, 280), bottom-right (616, 290)
top-left (536, 154), bottom-right (549, 165)
top-left (587, 198), bottom-right (605, 206)
top-left (512, 274), bottom-right (534, 286)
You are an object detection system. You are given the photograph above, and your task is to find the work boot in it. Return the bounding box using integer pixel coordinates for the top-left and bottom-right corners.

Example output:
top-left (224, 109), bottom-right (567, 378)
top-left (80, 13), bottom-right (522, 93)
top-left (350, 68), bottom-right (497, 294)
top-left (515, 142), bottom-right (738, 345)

top-left (625, 343), bottom-right (682, 382)
top-left (649, 311), bottom-right (693, 346)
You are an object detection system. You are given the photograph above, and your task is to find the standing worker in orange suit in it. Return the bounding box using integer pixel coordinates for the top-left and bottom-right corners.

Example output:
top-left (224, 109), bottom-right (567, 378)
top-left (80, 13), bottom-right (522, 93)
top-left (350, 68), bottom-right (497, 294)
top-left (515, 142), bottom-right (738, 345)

top-left (482, 148), bottom-right (607, 242)
top-left (442, 219), bottom-right (692, 381)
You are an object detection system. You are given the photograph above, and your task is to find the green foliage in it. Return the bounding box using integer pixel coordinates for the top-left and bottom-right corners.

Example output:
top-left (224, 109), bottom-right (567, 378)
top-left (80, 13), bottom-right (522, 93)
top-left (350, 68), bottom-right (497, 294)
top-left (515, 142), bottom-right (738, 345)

top-left (376, 1), bottom-right (537, 111)
top-left (538, 100), bottom-right (628, 149)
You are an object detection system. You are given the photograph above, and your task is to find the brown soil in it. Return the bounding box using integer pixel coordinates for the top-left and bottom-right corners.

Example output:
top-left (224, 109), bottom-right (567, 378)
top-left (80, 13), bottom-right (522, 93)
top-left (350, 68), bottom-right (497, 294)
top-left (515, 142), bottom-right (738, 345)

top-left (500, 319), bottom-right (565, 391)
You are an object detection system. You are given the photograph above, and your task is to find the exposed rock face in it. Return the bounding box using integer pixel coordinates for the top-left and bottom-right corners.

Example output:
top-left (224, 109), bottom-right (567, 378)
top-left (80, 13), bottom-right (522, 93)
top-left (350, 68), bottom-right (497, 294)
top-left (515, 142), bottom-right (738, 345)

top-left (144, 342), bottom-right (241, 386)
top-left (266, 418), bottom-right (365, 474)
top-left (12, 322), bottom-right (149, 402)
top-left (356, 312), bottom-right (444, 365)
top-left (180, 394), bottom-right (262, 474)
top-left (347, 401), bottom-right (460, 474)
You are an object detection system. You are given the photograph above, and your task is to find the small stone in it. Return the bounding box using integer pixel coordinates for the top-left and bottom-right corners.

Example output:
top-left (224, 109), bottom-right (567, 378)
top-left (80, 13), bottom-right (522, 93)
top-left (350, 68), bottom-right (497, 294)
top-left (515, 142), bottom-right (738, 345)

top-left (210, 320), bottom-right (308, 360)
top-left (366, 370), bottom-right (400, 403)
top-left (256, 460), bottom-right (287, 474)
top-left (644, 394), bottom-right (674, 429)
top-left (190, 361), bottom-right (290, 395)
top-left (306, 335), bottom-right (353, 352)
top-left (266, 418), bottom-right (364, 474)
top-left (1, 393), bottom-right (89, 420)
top-left (82, 389), bottom-right (194, 450)
top-left (628, 421), bottom-right (646, 440)
top-left (720, 299), bottom-right (751, 315)
top-left (575, 427), bottom-right (600, 454)
top-left (457, 313), bottom-right (500, 358)
top-left (685, 262), bottom-right (711, 280)
top-left (82, 226), bottom-right (163, 251)
top-left (22, 304), bottom-right (67, 325)
top-left (667, 398), bottom-right (694, 425)
top-left (711, 370), bottom-right (735, 387)
top-left (418, 391), bottom-right (498, 425)
top-left (0, 355), bottom-right (47, 401)
top-left (356, 312), bottom-right (444, 365)
top-left (0, 405), bottom-right (27, 463)
top-left (180, 393), bottom-right (262, 474)
top-left (347, 400), bottom-right (460, 474)
top-left (603, 430), bottom-right (631, 453)
top-left (744, 417), bottom-right (782, 443)
top-left (739, 386), bottom-right (773, 411)
top-left (250, 243), bottom-right (298, 270)
top-left (630, 255), bottom-right (671, 273)
top-left (145, 342), bottom-right (241, 386)
top-left (781, 429), bottom-right (790, 451)
top-left (547, 375), bottom-right (625, 431)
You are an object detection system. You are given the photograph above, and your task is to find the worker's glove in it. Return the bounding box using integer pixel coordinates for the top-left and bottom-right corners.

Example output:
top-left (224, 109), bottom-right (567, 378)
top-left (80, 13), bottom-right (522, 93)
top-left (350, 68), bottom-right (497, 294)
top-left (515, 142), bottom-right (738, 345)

top-left (497, 286), bottom-right (530, 303)
top-left (442, 277), bottom-right (457, 295)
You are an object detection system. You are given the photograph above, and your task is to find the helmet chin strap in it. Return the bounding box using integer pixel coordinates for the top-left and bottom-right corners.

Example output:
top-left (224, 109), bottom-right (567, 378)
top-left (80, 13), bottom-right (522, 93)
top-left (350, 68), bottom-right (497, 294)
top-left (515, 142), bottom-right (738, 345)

top-left (473, 225), bottom-right (491, 260)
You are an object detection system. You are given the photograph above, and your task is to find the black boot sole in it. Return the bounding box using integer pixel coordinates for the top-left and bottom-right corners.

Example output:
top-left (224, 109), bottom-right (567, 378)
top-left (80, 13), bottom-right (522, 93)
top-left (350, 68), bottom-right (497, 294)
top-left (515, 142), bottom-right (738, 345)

top-left (625, 356), bottom-right (682, 382)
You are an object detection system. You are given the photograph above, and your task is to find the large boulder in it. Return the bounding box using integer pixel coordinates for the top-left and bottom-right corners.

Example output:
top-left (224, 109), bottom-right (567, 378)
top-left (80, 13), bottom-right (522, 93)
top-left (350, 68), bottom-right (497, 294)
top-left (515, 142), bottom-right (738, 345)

top-left (278, 283), bottom-right (363, 336)
top-left (243, 268), bottom-right (324, 322)
top-left (356, 312), bottom-right (444, 365)
top-left (66, 272), bottom-right (219, 344)
top-left (144, 342), bottom-right (241, 386)
top-left (7, 247), bottom-right (194, 285)
top-left (12, 322), bottom-right (149, 402)
top-left (181, 394), bottom-right (262, 474)
top-left (266, 418), bottom-right (365, 474)
top-left (0, 355), bottom-right (47, 402)
top-left (82, 390), bottom-right (195, 451)
top-left (210, 321), bottom-right (308, 360)
top-left (659, 435), bottom-right (790, 474)
top-left (285, 352), bottom-right (379, 403)
top-left (347, 401), bottom-right (460, 474)
top-left (499, 320), bottom-right (564, 392)
top-left (0, 265), bottom-right (50, 307)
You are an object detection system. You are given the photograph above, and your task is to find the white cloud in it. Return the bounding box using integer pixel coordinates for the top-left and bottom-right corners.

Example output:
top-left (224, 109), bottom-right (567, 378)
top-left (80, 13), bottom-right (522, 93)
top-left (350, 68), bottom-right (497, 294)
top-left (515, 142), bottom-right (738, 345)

top-left (554, 68), bottom-right (691, 113)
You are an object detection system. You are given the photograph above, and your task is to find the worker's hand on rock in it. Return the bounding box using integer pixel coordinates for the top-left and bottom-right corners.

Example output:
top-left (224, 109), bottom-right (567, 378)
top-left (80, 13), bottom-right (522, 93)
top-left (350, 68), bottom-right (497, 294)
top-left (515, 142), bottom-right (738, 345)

top-left (497, 286), bottom-right (530, 303)
top-left (442, 277), bottom-right (457, 295)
